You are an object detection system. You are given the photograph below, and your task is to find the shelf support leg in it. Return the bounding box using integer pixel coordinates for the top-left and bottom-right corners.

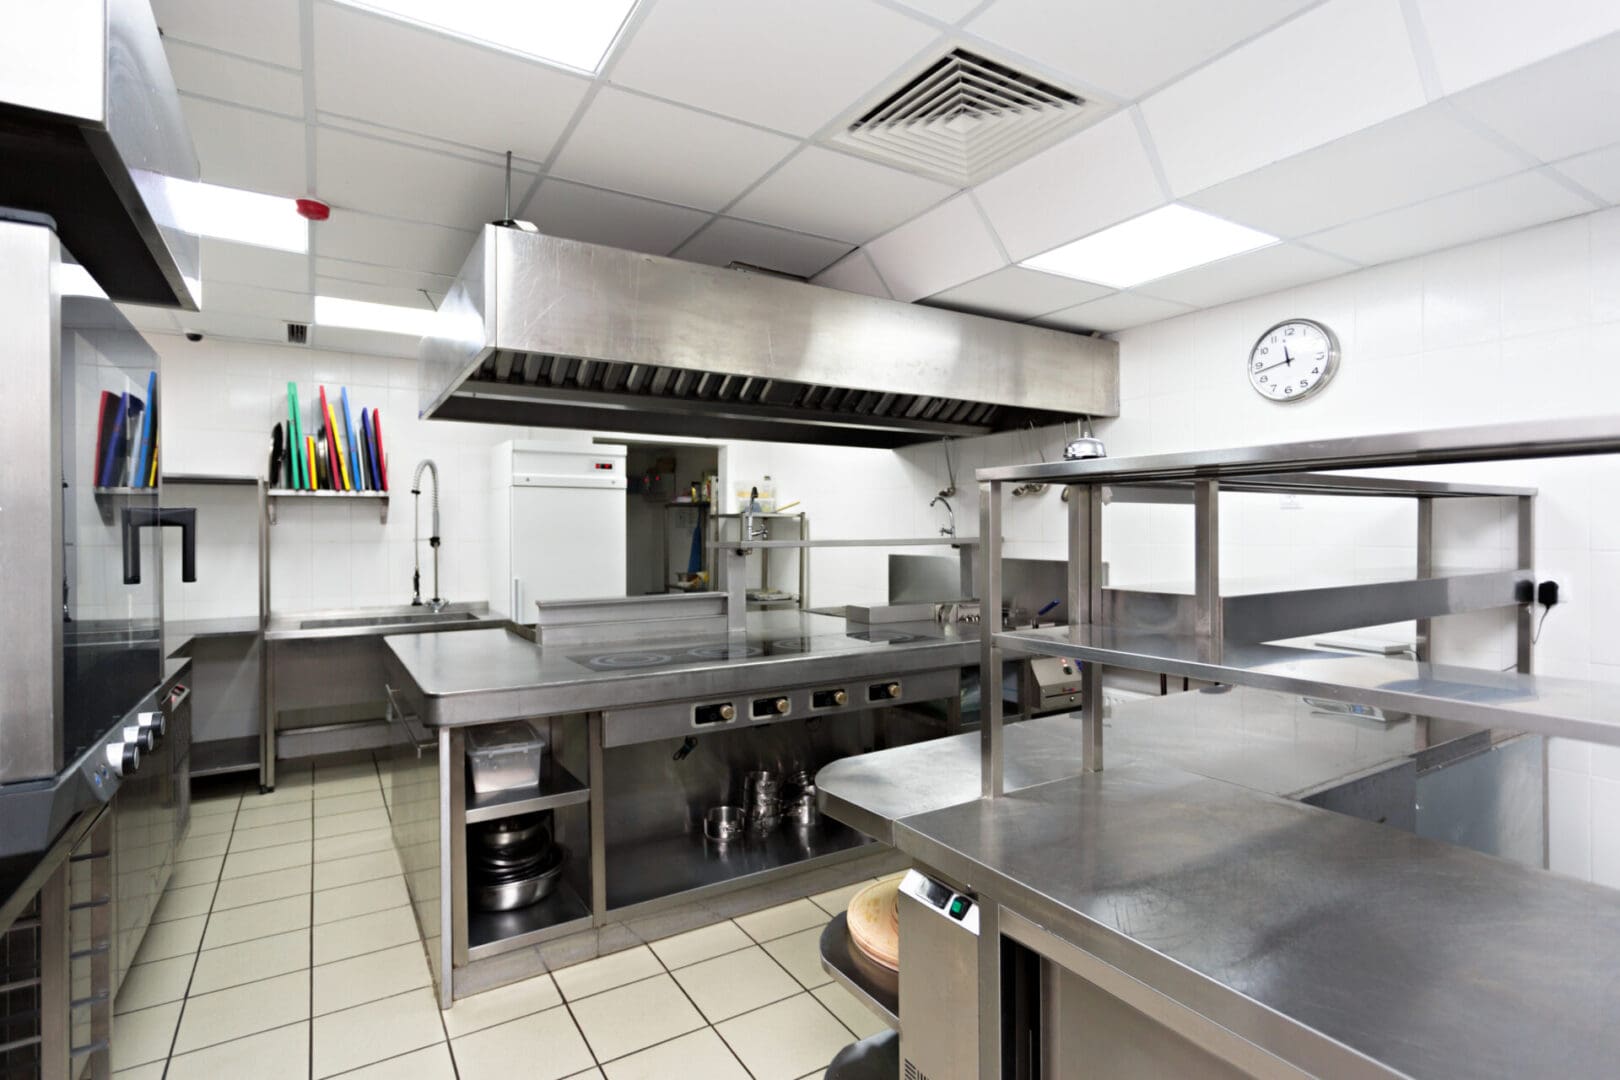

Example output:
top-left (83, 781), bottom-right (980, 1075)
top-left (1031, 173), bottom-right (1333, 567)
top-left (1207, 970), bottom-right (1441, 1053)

top-left (1416, 496), bottom-right (1434, 664)
top-left (589, 712), bottom-right (608, 925)
top-left (1083, 661), bottom-right (1104, 773)
top-left (1194, 480), bottom-right (1222, 646)
top-left (1516, 494), bottom-right (1534, 676)
top-left (980, 480), bottom-right (1004, 798)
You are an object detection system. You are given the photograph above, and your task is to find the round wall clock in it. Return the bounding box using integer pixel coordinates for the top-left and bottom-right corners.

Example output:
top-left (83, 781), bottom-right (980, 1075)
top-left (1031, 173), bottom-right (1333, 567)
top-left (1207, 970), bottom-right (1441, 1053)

top-left (1248, 319), bottom-right (1339, 402)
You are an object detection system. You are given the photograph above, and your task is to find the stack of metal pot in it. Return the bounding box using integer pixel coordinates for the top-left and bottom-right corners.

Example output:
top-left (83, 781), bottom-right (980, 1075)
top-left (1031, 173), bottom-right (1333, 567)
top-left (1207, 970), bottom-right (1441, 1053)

top-left (743, 770), bottom-right (782, 833)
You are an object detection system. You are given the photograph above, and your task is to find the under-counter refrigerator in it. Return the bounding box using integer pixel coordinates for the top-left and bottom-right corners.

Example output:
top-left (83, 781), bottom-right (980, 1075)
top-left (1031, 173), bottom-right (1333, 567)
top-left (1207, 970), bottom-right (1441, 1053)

top-left (489, 441), bottom-right (628, 620)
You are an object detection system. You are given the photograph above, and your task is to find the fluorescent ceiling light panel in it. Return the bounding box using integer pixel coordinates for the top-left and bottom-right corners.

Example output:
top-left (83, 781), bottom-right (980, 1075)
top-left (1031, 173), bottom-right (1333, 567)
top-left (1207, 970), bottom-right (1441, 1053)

top-left (314, 295), bottom-right (439, 336)
top-left (168, 180), bottom-right (308, 253)
top-left (1021, 204), bottom-right (1277, 288)
top-left (333, 0), bottom-right (639, 73)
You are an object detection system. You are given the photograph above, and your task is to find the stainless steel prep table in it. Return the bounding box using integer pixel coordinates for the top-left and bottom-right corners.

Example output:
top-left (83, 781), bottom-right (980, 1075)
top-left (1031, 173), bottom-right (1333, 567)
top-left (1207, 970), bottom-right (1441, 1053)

top-left (381, 609), bottom-right (977, 728)
top-left (381, 609), bottom-right (977, 1007)
top-left (817, 694), bottom-right (1603, 1079)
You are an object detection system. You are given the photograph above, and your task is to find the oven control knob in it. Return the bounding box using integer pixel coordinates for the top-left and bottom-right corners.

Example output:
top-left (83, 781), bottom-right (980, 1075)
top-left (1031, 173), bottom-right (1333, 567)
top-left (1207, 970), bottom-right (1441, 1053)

top-left (137, 709), bottom-right (166, 739)
top-left (719, 704), bottom-right (736, 722)
top-left (771, 698), bottom-right (790, 715)
top-left (105, 740), bottom-right (139, 777)
top-left (123, 725), bottom-right (156, 753)
top-left (882, 683), bottom-right (901, 699)
top-left (832, 690), bottom-right (848, 706)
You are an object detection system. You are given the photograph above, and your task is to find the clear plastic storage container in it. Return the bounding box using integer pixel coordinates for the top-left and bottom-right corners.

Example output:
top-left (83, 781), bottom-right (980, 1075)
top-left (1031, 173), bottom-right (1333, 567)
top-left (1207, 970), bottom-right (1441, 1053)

top-left (465, 720), bottom-right (548, 794)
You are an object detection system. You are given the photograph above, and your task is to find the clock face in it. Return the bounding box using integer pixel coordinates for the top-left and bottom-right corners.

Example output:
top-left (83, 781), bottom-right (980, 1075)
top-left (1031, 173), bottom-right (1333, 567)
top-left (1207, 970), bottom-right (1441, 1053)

top-left (1248, 319), bottom-right (1339, 402)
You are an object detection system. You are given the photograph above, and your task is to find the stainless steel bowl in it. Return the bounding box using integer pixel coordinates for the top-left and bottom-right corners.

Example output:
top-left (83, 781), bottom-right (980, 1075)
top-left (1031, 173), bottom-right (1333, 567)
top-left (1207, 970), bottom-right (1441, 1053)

top-left (476, 813), bottom-right (551, 851)
top-left (472, 846), bottom-right (565, 912)
top-left (705, 806), bottom-right (746, 843)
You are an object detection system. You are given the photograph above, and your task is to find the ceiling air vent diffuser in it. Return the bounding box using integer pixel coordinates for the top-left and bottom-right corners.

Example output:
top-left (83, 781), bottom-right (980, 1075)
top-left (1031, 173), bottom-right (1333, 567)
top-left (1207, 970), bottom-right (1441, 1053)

top-left (286, 322), bottom-right (309, 345)
top-left (833, 49), bottom-right (1094, 186)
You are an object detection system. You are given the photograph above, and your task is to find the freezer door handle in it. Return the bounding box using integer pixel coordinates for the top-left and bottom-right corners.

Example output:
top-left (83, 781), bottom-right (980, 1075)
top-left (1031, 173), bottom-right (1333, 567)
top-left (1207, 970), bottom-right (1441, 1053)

top-left (510, 577), bottom-right (522, 621)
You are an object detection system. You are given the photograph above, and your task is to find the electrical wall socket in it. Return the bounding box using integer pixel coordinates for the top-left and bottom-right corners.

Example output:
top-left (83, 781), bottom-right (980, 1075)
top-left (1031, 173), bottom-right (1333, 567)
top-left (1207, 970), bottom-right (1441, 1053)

top-left (1539, 575), bottom-right (1568, 604)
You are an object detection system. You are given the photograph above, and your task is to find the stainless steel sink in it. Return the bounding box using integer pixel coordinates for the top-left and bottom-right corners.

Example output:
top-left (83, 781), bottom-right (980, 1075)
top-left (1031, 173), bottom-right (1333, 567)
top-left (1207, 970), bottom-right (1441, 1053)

top-left (298, 611), bottom-right (482, 630)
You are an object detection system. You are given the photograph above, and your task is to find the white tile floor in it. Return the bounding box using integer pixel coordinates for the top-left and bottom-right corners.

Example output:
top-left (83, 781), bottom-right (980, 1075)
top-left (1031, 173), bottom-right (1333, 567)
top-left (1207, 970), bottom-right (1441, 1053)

top-left (112, 754), bottom-right (890, 1079)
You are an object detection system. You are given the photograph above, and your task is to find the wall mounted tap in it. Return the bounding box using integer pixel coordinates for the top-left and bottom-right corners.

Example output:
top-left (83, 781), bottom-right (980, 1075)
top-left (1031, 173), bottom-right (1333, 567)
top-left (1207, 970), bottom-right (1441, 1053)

top-left (930, 493), bottom-right (956, 537)
top-left (411, 459), bottom-right (445, 612)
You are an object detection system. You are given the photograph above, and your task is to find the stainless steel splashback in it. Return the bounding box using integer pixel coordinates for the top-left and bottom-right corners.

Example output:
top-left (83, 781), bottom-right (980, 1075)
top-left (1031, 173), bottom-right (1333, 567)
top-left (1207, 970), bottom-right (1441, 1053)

top-left (419, 227), bottom-right (1119, 447)
top-left (0, 0), bottom-right (200, 308)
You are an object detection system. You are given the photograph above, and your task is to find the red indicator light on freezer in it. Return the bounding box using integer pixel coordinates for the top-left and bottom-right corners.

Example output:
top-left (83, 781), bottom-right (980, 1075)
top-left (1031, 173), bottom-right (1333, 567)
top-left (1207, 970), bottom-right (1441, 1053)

top-left (594, 462), bottom-right (615, 470)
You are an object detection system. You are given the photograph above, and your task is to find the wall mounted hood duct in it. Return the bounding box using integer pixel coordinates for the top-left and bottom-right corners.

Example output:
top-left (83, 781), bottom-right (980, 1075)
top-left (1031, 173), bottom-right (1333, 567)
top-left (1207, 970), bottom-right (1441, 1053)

top-left (419, 226), bottom-right (1118, 448)
top-left (0, 0), bottom-right (200, 308)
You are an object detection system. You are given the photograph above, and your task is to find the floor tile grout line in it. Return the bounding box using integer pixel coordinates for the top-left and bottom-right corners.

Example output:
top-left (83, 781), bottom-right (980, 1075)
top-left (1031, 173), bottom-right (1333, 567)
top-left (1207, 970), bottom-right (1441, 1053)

top-left (643, 933), bottom-right (759, 1080)
top-left (153, 784), bottom-right (243, 1077)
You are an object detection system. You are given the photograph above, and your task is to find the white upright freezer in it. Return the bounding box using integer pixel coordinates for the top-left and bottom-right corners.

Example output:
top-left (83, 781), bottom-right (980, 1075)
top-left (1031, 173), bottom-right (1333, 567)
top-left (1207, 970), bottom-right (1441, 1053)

top-left (489, 441), bottom-right (627, 620)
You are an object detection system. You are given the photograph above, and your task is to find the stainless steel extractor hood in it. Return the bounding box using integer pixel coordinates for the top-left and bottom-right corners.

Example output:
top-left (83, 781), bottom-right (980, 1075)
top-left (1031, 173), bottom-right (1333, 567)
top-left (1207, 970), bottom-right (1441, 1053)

top-left (419, 226), bottom-right (1119, 448)
top-left (0, 0), bottom-right (200, 308)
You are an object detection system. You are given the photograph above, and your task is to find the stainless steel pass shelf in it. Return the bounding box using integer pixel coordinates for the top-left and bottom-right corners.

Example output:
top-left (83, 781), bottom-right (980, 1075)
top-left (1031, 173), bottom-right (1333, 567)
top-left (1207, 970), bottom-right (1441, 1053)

top-left (466, 878), bottom-right (591, 961)
top-left (464, 761), bottom-right (589, 823)
top-left (996, 623), bottom-right (1620, 746)
top-left (606, 820), bottom-right (872, 913)
top-left (188, 735), bottom-right (260, 778)
top-left (266, 488), bottom-right (388, 524)
top-left (819, 912), bottom-right (899, 1031)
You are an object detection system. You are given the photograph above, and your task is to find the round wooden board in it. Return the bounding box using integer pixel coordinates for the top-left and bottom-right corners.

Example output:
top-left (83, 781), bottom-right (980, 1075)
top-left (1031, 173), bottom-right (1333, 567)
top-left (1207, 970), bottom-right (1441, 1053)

top-left (846, 873), bottom-right (903, 971)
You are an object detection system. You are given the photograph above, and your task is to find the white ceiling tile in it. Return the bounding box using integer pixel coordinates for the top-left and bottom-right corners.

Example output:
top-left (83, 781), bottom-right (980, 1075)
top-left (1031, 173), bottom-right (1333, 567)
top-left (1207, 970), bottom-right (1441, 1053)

top-left (550, 88), bottom-right (797, 212)
top-left (1141, 0), bottom-right (1426, 196)
top-left (313, 276), bottom-right (438, 309)
top-left (1304, 170), bottom-right (1597, 265)
top-left (1036, 293), bottom-right (1191, 333)
top-left (609, 0), bottom-right (938, 137)
top-left (314, 128), bottom-right (532, 230)
top-left (200, 281), bottom-right (312, 322)
top-left (1450, 35), bottom-right (1620, 164)
top-left (864, 193), bottom-right (1005, 301)
top-left (526, 180), bottom-right (711, 256)
top-left (313, 257), bottom-right (453, 293)
top-left (118, 304), bottom-right (181, 334)
top-left (164, 40), bottom-right (303, 116)
top-left (811, 252), bottom-right (891, 298)
top-left (922, 267), bottom-right (1110, 320)
top-left (313, 209), bottom-right (477, 277)
top-left (974, 109), bottom-right (1163, 262)
top-left (181, 96), bottom-right (307, 197)
top-left (151, 0), bottom-right (302, 68)
top-left (1553, 144), bottom-right (1620, 204)
top-left (727, 147), bottom-right (955, 244)
top-left (1134, 243), bottom-right (1355, 308)
top-left (1414, 0), bottom-right (1620, 93)
top-left (201, 239), bottom-right (309, 293)
top-left (175, 311), bottom-right (291, 344)
top-left (313, 4), bottom-right (589, 160)
top-left (890, 0), bottom-right (981, 24)
top-left (673, 219), bottom-right (853, 279)
top-left (1183, 104), bottom-right (1529, 238)
top-left (965, 0), bottom-right (1314, 100)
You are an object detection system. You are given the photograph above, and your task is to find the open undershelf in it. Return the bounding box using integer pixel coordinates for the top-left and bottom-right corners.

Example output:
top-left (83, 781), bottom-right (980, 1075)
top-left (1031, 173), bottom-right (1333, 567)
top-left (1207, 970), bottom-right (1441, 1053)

top-left (997, 624), bottom-right (1620, 747)
top-left (820, 912), bottom-right (899, 1031)
top-left (466, 877), bottom-right (591, 960)
top-left (606, 818), bottom-right (872, 913)
top-left (189, 735), bottom-right (260, 778)
top-left (465, 761), bottom-right (589, 824)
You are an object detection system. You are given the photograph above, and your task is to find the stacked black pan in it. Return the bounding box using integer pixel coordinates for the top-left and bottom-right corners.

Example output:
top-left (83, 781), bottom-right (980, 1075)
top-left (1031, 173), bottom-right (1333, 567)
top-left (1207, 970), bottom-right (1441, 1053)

top-left (470, 810), bottom-right (564, 911)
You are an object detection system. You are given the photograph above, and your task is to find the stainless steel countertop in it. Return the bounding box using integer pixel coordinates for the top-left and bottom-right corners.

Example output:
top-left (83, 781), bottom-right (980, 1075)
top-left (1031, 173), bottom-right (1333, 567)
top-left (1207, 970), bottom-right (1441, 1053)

top-left (895, 764), bottom-right (1620, 1079)
top-left (263, 602), bottom-right (496, 642)
top-left (817, 689), bottom-right (1620, 1077)
top-left (818, 686), bottom-right (1446, 844)
top-left (384, 610), bottom-right (977, 727)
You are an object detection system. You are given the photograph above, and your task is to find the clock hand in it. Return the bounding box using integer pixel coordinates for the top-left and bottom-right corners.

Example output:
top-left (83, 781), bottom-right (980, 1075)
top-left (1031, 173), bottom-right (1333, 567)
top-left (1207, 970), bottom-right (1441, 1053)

top-left (1253, 354), bottom-right (1294, 375)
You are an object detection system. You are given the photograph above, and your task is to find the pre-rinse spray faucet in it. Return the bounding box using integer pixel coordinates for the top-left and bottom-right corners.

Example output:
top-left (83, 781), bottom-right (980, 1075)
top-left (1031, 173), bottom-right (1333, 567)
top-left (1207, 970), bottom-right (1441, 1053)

top-left (930, 492), bottom-right (956, 537)
top-left (411, 459), bottom-right (444, 611)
